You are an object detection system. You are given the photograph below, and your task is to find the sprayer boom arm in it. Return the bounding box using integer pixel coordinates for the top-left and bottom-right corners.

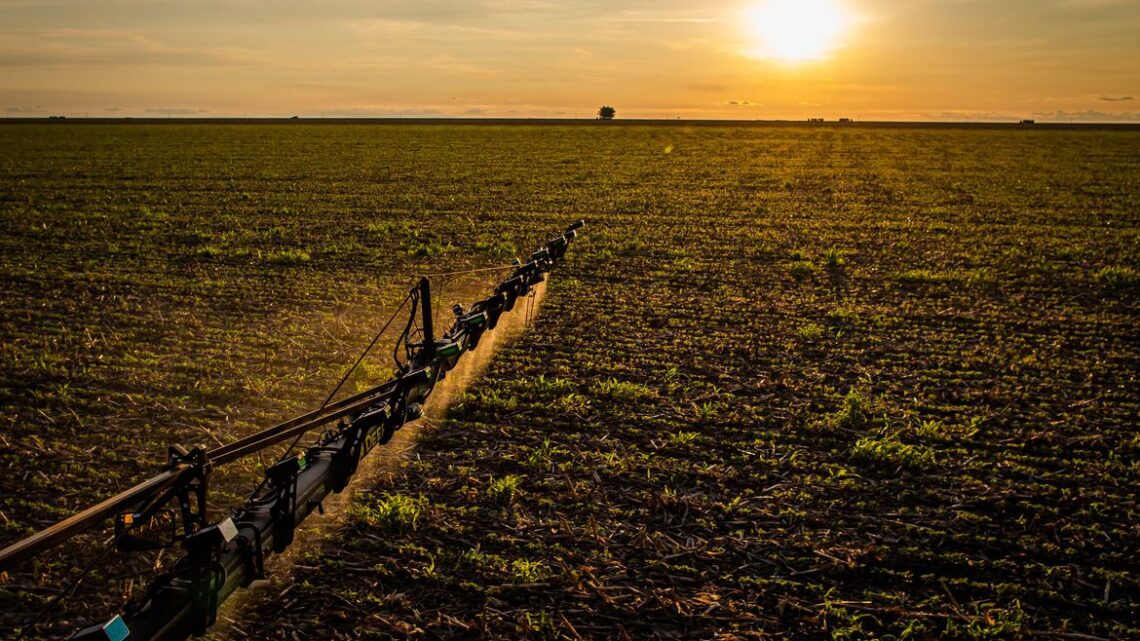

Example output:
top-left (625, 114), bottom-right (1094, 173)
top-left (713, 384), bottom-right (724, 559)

top-left (0, 221), bottom-right (584, 641)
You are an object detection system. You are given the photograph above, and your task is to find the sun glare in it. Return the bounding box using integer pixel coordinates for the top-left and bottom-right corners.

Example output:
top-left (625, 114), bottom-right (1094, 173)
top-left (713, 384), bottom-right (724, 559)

top-left (744, 0), bottom-right (851, 62)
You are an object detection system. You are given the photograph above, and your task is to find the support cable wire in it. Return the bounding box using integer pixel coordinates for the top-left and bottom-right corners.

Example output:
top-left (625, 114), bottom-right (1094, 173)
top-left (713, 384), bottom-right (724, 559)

top-left (244, 289), bottom-right (413, 502)
top-left (419, 263), bottom-right (518, 279)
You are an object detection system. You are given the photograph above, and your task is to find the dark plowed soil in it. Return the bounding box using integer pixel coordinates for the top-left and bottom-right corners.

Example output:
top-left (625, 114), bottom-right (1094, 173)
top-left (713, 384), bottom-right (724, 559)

top-left (1, 123), bottom-right (1137, 640)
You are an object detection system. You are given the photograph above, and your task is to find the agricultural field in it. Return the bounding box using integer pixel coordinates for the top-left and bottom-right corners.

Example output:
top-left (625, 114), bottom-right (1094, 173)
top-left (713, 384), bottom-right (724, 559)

top-left (0, 122), bottom-right (1137, 640)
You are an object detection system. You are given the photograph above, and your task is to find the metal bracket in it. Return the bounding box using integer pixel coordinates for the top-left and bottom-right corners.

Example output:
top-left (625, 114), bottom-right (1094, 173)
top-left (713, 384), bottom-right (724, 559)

top-left (183, 517), bottom-right (237, 635)
top-left (331, 404), bottom-right (392, 493)
top-left (234, 520), bottom-right (266, 586)
top-left (330, 420), bottom-right (365, 494)
top-left (266, 455), bottom-right (303, 553)
top-left (483, 292), bottom-right (507, 329)
top-left (168, 444), bottom-right (212, 538)
top-left (497, 275), bottom-right (524, 311)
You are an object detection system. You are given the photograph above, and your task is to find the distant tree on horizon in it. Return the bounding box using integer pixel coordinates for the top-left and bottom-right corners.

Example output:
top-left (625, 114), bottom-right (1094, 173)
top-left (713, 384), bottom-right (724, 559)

top-left (598, 105), bottom-right (616, 120)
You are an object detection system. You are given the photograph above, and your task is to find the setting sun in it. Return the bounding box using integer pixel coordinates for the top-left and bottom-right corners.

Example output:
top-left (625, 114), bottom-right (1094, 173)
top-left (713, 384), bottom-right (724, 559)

top-left (744, 0), bottom-right (852, 62)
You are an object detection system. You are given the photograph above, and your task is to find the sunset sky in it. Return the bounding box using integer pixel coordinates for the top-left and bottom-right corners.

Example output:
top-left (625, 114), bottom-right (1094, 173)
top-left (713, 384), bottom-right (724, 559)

top-left (2, 0), bottom-right (1138, 121)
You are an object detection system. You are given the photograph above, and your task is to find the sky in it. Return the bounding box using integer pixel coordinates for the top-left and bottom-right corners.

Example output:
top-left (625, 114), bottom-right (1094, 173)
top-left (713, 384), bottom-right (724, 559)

top-left (1, 0), bottom-right (1138, 122)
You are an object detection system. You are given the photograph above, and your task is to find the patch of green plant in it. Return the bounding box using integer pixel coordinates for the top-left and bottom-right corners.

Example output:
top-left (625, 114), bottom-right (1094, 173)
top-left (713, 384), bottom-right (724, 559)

top-left (474, 237), bottom-right (517, 259)
top-left (405, 240), bottom-right (454, 258)
top-left (523, 439), bottom-right (559, 469)
top-left (894, 268), bottom-right (953, 284)
top-left (508, 558), bottom-right (548, 583)
top-left (668, 431), bottom-right (700, 446)
top-left (591, 378), bottom-right (656, 403)
top-left (823, 247), bottom-right (845, 271)
top-left (823, 389), bottom-right (870, 431)
top-left (348, 493), bottom-right (425, 533)
top-left (468, 388), bottom-right (519, 414)
top-left (195, 245), bottom-right (225, 259)
top-left (820, 596), bottom-right (876, 641)
top-left (352, 361), bottom-right (390, 391)
top-left (789, 260), bottom-right (817, 278)
top-left (852, 432), bottom-right (936, 472)
top-left (895, 267), bottom-right (996, 289)
top-left (1098, 266), bottom-right (1137, 290)
top-left (551, 392), bottom-right (588, 414)
top-left (942, 600), bottom-right (1028, 640)
top-left (515, 610), bottom-right (558, 638)
top-left (914, 419), bottom-right (948, 441)
top-left (529, 375), bottom-right (575, 398)
top-left (796, 321), bottom-right (825, 341)
top-left (964, 267), bottom-right (997, 290)
top-left (366, 220), bottom-right (414, 237)
top-left (263, 248), bottom-right (311, 266)
top-left (487, 474), bottom-right (522, 504)
top-left (825, 305), bottom-right (860, 328)
top-left (692, 400), bottom-right (725, 422)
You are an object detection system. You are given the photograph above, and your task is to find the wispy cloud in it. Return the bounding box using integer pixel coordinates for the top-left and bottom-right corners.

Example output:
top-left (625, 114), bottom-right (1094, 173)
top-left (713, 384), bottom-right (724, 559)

top-left (145, 107), bottom-right (209, 115)
top-left (607, 10), bottom-right (718, 24)
top-left (317, 107), bottom-right (444, 117)
top-left (1099, 95), bottom-right (1134, 102)
top-left (1056, 0), bottom-right (1137, 8)
top-left (0, 29), bottom-right (265, 67)
top-left (685, 82), bottom-right (728, 93)
top-left (1033, 109), bottom-right (1140, 122)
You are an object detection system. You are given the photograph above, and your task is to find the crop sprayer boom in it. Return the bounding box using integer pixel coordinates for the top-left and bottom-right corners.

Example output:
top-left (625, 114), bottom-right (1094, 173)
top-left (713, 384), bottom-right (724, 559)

top-left (0, 221), bottom-right (584, 641)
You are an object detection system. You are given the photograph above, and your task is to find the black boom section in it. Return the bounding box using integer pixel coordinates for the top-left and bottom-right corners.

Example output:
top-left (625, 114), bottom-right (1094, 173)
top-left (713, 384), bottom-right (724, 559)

top-left (0, 221), bottom-right (584, 641)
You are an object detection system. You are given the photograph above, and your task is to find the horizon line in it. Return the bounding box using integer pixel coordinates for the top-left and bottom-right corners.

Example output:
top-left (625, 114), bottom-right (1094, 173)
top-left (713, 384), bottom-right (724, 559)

top-left (3, 115), bottom-right (1140, 127)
